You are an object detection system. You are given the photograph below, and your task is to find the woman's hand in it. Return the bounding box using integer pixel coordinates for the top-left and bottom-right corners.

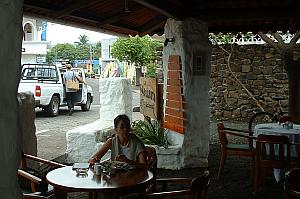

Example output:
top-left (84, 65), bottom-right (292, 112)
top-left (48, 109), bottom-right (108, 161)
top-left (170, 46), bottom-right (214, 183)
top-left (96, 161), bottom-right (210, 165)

top-left (116, 154), bottom-right (128, 163)
top-left (88, 157), bottom-right (97, 164)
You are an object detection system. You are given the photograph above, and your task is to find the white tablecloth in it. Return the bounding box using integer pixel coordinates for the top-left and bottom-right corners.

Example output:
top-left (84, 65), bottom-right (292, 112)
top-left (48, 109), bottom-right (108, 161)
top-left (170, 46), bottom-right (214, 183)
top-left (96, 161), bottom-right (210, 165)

top-left (254, 123), bottom-right (300, 138)
top-left (254, 123), bottom-right (300, 182)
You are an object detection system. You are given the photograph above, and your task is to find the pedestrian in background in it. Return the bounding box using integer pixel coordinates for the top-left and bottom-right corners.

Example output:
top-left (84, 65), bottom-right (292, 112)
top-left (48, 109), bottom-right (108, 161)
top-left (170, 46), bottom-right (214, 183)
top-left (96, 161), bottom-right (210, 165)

top-left (63, 64), bottom-right (81, 115)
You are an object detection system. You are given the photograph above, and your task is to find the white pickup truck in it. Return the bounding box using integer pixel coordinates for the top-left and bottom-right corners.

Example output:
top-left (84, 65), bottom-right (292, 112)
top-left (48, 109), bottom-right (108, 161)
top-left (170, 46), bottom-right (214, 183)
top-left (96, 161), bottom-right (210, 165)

top-left (18, 64), bottom-right (93, 116)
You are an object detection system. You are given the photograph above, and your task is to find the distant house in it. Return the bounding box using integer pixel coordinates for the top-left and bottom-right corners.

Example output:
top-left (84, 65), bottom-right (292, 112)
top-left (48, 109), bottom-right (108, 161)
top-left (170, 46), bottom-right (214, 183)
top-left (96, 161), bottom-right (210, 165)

top-left (22, 16), bottom-right (49, 65)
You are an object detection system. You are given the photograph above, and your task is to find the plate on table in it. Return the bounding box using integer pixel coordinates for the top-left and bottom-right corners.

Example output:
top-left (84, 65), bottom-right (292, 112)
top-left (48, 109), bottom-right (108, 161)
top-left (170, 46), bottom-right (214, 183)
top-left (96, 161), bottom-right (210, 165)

top-left (100, 160), bottom-right (135, 171)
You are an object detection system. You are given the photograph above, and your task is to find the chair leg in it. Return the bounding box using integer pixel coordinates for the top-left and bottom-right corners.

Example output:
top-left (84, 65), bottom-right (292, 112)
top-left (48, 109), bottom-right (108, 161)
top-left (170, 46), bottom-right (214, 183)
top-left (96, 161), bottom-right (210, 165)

top-left (251, 157), bottom-right (255, 187)
top-left (253, 165), bottom-right (259, 194)
top-left (218, 151), bottom-right (227, 183)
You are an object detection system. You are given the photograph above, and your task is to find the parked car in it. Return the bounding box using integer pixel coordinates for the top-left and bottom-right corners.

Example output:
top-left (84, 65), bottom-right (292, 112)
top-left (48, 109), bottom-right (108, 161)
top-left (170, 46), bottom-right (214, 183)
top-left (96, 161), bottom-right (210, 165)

top-left (18, 63), bottom-right (93, 116)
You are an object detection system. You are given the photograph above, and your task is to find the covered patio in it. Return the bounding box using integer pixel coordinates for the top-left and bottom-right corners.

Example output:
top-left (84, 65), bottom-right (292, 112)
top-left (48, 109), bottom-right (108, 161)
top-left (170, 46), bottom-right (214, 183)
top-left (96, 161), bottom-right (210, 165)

top-left (1, 0), bottom-right (300, 198)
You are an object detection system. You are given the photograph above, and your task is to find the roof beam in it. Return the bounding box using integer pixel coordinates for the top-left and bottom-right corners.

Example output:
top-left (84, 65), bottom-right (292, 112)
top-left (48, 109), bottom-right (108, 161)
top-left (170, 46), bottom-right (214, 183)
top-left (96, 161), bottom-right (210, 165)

top-left (139, 15), bottom-right (167, 35)
top-left (130, 0), bottom-right (180, 20)
top-left (52, 0), bottom-right (108, 19)
top-left (66, 14), bottom-right (139, 34)
top-left (96, 5), bottom-right (141, 27)
top-left (104, 24), bottom-right (140, 35)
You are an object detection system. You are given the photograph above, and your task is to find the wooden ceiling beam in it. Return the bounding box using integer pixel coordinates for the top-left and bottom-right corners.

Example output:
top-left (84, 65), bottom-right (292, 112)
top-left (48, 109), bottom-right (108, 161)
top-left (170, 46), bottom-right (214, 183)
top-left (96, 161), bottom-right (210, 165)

top-left (130, 0), bottom-right (180, 20)
top-left (63, 12), bottom-right (140, 35)
top-left (104, 24), bottom-right (140, 35)
top-left (52, 0), bottom-right (108, 19)
top-left (96, 5), bottom-right (141, 27)
top-left (139, 15), bottom-right (167, 35)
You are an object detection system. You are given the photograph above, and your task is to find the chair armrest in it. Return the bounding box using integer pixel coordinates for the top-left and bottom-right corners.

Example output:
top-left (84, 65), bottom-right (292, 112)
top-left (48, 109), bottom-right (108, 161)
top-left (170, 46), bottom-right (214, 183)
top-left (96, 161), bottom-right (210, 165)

top-left (22, 193), bottom-right (52, 199)
top-left (18, 169), bottom-right (42, 184)
top-left (156, 177), bottom-right (192, 184)
top-left (224, 127), bottom-right (252, 134)
top-left (23, 154), bottom-right (66, 168)
top-left (148, 190), bottom-right (191, 198)
top-left (290, 142), bottom-right (300, 145)
top-left (225, 131), bottom-right (254, 139)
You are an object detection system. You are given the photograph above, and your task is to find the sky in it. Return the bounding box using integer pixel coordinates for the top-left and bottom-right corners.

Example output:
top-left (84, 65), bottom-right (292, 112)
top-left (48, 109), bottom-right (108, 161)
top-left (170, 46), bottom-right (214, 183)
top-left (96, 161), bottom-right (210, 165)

top-left (47, 22), bottom-right (117, 45)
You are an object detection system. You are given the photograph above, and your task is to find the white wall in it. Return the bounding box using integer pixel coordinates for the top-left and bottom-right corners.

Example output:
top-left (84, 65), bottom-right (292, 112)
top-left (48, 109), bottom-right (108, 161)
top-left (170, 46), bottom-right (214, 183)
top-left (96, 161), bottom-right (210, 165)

top-left (163, 18), bottom-right (211, 168)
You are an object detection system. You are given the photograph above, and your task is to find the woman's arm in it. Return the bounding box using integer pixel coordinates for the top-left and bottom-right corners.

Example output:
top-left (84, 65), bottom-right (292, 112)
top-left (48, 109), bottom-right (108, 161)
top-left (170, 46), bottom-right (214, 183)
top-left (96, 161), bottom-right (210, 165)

top-left (137, 151), bottom-right (147, 168)
top-left (76, 74), bottom-right (86, 84)
top-left (116, 151), bottom-right (147, 169)
top-left (88, 138), bottom-right (112, 164)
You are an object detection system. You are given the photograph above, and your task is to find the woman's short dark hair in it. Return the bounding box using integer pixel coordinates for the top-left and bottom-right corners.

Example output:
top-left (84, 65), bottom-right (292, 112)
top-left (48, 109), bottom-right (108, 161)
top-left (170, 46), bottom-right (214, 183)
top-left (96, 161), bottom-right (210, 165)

top-left (114, 114), bottom-right (131, 129)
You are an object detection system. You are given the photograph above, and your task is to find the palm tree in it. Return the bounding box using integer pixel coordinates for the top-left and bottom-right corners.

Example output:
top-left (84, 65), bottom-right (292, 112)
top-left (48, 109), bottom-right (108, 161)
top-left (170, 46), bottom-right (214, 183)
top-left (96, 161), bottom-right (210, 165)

top-left (78, 35), bottom-right (89, 46)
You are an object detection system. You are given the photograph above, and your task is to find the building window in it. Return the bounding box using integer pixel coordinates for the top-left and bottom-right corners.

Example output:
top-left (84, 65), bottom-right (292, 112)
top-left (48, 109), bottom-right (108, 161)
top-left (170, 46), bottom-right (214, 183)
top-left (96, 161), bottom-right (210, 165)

top-left (193, 52), bottom-right (206, 76)
top-left (24, 23), bottom-right (34, 41)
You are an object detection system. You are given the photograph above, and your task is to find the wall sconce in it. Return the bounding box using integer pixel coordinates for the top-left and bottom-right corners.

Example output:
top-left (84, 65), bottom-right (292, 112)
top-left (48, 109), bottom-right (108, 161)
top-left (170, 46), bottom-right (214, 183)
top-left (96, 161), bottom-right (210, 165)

top-left (164, 37), bottom-right (175, 46)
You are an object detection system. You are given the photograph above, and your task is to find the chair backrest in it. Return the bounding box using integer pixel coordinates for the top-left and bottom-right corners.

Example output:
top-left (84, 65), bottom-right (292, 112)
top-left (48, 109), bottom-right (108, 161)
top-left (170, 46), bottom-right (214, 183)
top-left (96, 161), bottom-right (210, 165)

top-left (279, 116), bottom-right (300, 124)
top-left (255, 134), bottom-right (290, 169)
top-left (217, 122), bottom-right (253, 148)
top-left (19, 151), bottom-right (66, 194)
top-left (145, 146), bottom-right (157, 192)
top-left (145, 146), bottom-right (157, 173)
top-left (191, 170), bottom-right (210, 199)
top-left (284, 168), bottom-right (300, 199)
top-left (217, 123), bottom-right (228, 148)
top-left (147, 170), bottom-right (210, 199)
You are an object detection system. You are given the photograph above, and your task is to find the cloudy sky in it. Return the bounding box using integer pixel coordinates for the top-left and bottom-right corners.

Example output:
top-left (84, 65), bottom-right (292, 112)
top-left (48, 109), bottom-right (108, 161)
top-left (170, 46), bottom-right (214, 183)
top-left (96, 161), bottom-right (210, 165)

top-left (47, 22), bottom-right (117, 45)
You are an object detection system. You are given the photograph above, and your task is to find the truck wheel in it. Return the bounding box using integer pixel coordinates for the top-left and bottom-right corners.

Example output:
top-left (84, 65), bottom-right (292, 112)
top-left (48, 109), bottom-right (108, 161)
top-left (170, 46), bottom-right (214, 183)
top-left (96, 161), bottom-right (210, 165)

top-left (46, 95), bottom-right (60, 116)
top-left (81, 94), bottom-right (91, 111)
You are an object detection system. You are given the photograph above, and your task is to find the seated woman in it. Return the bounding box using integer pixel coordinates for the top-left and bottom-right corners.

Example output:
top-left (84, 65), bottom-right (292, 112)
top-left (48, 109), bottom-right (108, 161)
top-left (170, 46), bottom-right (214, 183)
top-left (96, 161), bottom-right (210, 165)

top-left (88, 114), bottom-right (147, 168)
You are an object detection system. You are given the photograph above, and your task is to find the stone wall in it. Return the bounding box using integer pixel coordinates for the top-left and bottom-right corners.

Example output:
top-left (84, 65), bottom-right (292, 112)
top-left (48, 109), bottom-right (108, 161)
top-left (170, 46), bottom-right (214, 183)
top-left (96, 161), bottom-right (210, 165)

top-left (210, 44), bottom-right (289, 121)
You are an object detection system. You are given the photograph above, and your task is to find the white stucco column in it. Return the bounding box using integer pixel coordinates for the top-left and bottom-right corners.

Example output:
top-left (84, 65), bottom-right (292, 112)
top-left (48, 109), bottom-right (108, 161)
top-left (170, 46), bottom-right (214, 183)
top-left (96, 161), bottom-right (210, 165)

top-left (163, 18), bottom-right (211, 167)
top-left (0, 1), bottom-right (23, 198)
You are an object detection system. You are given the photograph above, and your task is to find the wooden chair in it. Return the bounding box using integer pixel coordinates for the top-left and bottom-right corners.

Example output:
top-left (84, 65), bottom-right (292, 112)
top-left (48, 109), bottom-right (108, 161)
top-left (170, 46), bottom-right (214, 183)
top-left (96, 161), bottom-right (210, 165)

top-left (253, 134), bottom-right (291, 193)
top-left (279, 116), bottom-right (300, 124)
top-left (148, 170), bottom-right (210, 199)
top-left (217, 122), bottom-right (255, 183)
top-left (22, 194), bottom-right (53, 199)
top-left (18, 152), bottom-right (66, 198)
top-left (145, 146), bottom-right (158, 193)
top-left (284, 168), bottom-right (300, 199)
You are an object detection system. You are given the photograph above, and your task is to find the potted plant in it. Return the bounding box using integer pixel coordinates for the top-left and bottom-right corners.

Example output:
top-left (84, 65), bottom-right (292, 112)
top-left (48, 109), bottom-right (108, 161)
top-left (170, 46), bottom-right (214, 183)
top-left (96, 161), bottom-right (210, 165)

top-left (132, 117), bottom-right (168, 148)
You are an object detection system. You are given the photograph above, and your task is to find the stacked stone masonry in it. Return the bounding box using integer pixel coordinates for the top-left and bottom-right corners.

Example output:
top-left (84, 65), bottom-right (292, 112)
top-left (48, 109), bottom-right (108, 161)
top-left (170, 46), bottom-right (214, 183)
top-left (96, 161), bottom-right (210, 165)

top-left (210, 44), bottom-right (288, 121)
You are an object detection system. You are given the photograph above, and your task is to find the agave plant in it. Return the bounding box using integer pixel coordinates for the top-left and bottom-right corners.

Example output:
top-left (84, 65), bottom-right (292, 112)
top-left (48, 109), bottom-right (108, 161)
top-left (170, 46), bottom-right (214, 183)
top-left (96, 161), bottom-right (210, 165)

top-left (132, 117), bottom-right (168, 147)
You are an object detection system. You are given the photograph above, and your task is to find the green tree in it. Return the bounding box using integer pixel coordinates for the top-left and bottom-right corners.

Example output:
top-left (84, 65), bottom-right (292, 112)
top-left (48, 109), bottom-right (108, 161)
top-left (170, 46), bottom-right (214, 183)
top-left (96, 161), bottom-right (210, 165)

top-left (93, 41), bottom-right (101, 59)
top-left (46, 43), bottom-right (78, 63)
top-left (75, 44), bottom-right (89, 60)
top-left (111, 35), bottom-right (161, 66)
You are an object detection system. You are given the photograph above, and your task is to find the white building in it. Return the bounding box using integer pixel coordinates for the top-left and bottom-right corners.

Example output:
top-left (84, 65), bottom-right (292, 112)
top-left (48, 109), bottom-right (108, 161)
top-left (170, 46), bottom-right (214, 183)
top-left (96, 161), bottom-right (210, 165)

top-left (22, 17), bottom-right (49, 65)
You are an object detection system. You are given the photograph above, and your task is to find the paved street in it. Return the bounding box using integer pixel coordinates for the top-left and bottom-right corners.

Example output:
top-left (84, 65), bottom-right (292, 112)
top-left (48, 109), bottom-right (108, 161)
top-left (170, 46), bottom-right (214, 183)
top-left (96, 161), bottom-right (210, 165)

top-left (35, 78), bottom-right (142, 160)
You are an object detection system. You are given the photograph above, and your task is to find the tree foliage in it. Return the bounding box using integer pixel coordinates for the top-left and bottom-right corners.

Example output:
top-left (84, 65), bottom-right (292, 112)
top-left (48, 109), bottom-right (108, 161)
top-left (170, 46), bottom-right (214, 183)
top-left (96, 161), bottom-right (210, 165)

top-left (93, 41), bottom-right (102, 59)
top-left (46, 34), bottom-right (102, 63)
top-left (46, 43), bottom-right (78, 63)
top-left (111, 35), bottom-right (161, 66)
